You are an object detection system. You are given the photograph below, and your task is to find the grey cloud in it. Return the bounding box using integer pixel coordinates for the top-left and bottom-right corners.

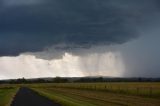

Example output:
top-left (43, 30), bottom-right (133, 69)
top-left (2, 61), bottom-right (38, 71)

top-left (2, 0), bottom-right (43, 6)
top-left (0, 0), bottom-right (159, 56)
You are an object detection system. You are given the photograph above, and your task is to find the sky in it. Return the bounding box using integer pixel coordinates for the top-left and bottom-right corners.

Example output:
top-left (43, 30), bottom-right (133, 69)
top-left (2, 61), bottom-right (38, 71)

top-left (0, 0), bottom-right (160, 79)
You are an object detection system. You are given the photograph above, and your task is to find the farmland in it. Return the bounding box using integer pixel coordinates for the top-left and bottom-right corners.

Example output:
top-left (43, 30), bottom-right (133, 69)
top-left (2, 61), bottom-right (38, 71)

top-left (0, 82), bottom-right (160, 106)
top-left (28, 82), bottom-right (160, 106)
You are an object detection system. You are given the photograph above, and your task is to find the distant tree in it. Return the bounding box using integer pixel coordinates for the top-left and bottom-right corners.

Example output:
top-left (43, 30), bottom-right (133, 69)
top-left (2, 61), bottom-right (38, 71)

top-left (36, 78), bottom-right (46, 83)
top-left (16, 77), bottom-right (28, 84)
top-left (138, 77), bottom-right (142, 82)
top-left (53, 77), bottom-right (69, 83)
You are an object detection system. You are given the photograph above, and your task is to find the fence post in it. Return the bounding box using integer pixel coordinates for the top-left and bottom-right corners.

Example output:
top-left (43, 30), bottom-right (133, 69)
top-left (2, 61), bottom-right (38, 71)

top-left (110, 86), bottom-right (112, 91)
top-left (118, 86), bottom-right (120, 92)
top-left (137, 88), bottom-right (139, 95)
top-left (149, 87), bottom-right (152, 97)
top-left (126, 87), bottom-right (129, 94)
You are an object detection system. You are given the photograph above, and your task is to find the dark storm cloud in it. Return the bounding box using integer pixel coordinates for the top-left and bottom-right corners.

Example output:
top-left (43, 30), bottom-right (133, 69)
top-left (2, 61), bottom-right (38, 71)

top-left (0, 0), bottom-right (159, 56)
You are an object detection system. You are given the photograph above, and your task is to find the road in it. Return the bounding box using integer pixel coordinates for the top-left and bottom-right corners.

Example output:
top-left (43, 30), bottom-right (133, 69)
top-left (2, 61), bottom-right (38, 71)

top-left (11, 87), bottom-right (61, 106)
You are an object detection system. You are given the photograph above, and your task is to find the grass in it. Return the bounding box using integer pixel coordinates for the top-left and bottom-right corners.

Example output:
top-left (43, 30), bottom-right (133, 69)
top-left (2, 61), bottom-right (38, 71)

top-left (28, 82), bottom-right (160, 98)
top-left (1, 82), bottom-right (160, 106)
top-left (29, 82), bottom-right (160, 106)
top-left (0, 86), bottom-right (18, 106)
top-left (32, 88), bottom-right (96, 106)
top-left (32, 87), bottom-right (160, 106)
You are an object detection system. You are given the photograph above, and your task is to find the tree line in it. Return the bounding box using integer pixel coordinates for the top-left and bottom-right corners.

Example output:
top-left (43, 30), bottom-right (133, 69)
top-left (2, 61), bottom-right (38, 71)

top-left (0, 77), bottom-right (160, 84)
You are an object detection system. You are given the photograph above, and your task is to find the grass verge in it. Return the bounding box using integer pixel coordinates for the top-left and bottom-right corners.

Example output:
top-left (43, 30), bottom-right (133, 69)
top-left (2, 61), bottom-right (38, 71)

top-left (0, 87), bottom-right (18, 106)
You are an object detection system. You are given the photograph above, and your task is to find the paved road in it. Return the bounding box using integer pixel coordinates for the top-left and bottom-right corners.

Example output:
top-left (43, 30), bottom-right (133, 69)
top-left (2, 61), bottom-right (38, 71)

top-left (11, 87), bottom-right (61, 106)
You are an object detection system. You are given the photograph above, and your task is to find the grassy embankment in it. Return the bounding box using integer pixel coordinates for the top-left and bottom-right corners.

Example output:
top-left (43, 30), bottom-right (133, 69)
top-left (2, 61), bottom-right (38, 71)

top-left (0, 85), bottom-right (18, 106)
top-left (30, 82), bottom-right (160, 106)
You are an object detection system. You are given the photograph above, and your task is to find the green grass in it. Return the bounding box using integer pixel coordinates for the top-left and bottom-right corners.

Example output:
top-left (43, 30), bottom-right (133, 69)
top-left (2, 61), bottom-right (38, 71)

top-left (1, 82), bottom-right (160, 106)
top-left (32, 87), bottom-right (118, 106)
top-left (32, 87), bottom-right (160, 106)
top-left (28, 82), bottom-right (160, 98)
top-left (29, 82), bottom-right (160, 106)
top-left (32, 88), bottom-right (97, 106)
top-left (0, 87), bottom-right (18, 106)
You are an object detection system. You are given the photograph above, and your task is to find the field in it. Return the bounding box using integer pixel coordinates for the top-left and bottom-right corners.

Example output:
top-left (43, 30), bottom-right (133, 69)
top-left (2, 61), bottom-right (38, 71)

top-left (30, 82), bottom-right (160, 98)
top-left (0, 82), bottom-right (160, 106)
top-left (0, 85), bottom-right (18, 106)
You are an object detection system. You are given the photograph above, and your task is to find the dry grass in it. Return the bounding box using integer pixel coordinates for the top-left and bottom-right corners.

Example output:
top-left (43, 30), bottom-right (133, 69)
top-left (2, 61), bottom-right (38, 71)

top-left (29, 82), bottom-right (160, 98)
top-left (32, 87), bottom-right (160, 106)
